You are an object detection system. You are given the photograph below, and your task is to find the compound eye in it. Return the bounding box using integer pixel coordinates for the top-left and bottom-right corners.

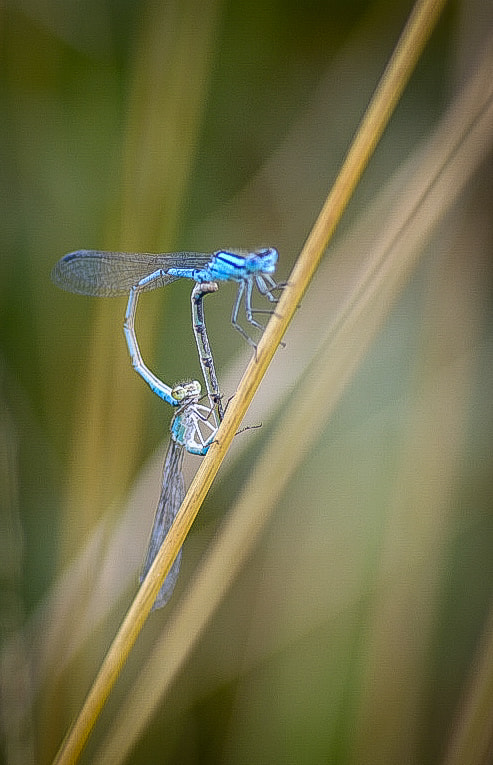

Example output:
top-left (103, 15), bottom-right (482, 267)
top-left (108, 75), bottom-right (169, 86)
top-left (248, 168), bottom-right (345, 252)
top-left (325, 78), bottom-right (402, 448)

top-left (257, 247), bottom-right (278, 262)
top-left (188, 380), bottom-right (202, 396)
top-left (171, 384), bottom-right (186, 401)
top-left (172, 380), bottom-right (201, 401)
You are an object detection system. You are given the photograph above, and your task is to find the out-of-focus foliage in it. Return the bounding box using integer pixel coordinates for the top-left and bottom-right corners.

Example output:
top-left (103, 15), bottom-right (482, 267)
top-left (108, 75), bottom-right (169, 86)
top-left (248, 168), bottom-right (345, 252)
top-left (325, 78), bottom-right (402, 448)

top-left (1, 0), bottom-right (493, 764)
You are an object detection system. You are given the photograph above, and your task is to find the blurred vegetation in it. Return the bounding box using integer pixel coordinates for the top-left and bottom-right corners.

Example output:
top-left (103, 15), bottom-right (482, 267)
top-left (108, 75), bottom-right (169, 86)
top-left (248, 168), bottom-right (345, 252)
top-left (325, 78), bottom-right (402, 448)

top-left (1, 0), bottom-right (493, 764)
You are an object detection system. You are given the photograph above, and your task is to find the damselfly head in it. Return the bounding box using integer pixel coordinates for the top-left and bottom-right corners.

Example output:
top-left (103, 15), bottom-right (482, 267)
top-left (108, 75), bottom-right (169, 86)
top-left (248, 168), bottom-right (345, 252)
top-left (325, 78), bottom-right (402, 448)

top-left (172, 379), bottom-right (201, 401)
top-left (252, 247), bottom-right (278, 274)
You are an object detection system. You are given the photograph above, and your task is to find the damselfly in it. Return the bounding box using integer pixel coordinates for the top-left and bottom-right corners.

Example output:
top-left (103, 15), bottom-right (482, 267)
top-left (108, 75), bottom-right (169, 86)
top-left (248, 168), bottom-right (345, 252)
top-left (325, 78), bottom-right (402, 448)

top-left (52, 262), bottom-right (225, 608)
top-left (51, 247), bottom-right (282, 346)
top-left (141, 379), bottom-right (218, 609)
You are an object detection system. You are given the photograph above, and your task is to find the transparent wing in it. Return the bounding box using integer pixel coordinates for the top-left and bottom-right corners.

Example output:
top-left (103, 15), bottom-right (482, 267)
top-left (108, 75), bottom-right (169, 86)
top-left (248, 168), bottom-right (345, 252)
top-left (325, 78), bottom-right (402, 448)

top-left (140, 437), bottom-right (186, 609)
top-left (51, 249), bottom-right (212, 296)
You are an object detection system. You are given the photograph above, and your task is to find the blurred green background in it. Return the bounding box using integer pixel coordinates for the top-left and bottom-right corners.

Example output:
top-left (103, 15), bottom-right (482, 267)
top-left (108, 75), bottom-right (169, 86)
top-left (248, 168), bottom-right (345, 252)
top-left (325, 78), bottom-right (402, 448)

top-left (1, 0), bottom-right (493, 763)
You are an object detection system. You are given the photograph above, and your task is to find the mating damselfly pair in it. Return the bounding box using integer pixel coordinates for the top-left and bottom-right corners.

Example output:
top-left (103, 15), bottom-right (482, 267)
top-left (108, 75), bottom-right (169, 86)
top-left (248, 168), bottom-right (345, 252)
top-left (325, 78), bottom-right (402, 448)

top-left (52, 246), bottom-right (283, 608)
